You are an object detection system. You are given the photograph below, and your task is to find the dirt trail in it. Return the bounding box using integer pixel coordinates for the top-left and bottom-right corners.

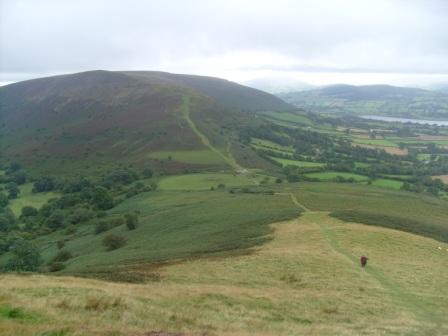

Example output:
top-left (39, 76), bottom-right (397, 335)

top-left (294, 206), bottom-right (446, 329)
top-left (181, 95), bottom-right (245, 172)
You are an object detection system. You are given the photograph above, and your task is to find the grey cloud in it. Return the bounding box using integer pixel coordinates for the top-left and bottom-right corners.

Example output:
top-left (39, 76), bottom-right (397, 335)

top-left (1, 0), bottom-right (447, 84)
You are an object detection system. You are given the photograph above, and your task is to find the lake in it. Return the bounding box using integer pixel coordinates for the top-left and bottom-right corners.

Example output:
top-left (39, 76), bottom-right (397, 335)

top-left (361, 115), bottom-right (448, 126)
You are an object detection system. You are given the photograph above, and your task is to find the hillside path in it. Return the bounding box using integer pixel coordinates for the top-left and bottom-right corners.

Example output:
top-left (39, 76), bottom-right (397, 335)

top-left (285, 196), bottom-right (446, 329)
top-left (181, 95), bottom-right (246, 172)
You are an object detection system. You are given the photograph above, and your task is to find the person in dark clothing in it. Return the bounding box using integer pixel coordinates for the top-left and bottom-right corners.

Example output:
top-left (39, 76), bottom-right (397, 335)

top-left (360, 255), bottom-right (368, 267)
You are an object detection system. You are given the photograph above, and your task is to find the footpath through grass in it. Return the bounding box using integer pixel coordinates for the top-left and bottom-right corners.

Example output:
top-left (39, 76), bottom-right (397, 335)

top-left (1, 212), bottom-right (447, 335)
top-left (280, 182), bottom-right (448, 243)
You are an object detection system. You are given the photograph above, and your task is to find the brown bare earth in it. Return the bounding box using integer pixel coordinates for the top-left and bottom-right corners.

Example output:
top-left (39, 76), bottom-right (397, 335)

top-left (433, 175), bottom-right (448, 184)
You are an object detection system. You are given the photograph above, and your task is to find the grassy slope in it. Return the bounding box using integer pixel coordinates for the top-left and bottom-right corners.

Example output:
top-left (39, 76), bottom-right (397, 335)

top-left (283, 182), bottom-right (448, 242)
top-left (304, 171), bottom-right (368, 181)
top-left (8, 183), bottom-right (59, 216)
top-left (158, 173), bottom-right (264, 191)
top-left (271, 157), bottom-right (324, 168)
top-left (1, 212), bottom-right (447, 335)
top-left (29, 190), bottom-right (301, 274)
top-left (0, 71), bottom-right (283, 175)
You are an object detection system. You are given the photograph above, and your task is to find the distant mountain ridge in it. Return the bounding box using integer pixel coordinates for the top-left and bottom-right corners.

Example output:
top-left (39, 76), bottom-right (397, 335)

top-left (279, 84), bottom-right (448, 118)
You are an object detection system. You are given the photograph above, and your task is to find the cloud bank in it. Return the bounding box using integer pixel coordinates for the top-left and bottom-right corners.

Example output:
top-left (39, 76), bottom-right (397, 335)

top-left (1, 0), bottom-right (447, 86)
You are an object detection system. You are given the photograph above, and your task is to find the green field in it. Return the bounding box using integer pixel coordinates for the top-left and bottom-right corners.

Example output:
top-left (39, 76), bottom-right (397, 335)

top-left (148, 149), bottom-right (226, 165)
top-left (304, 171), bottom-right (368, 182)
top-left (352, 137), bottom-right (397, 147)
top-left (417, 153), bottom-right (431, 161)
top-left (158, 173), bottom-right (263, 190)
top-left (260, 111), bottom-right (313, 125)
top-left (251, 138), bottom-right (295, 153)
top-left (354, 162), bottom-right (370, 168)
top-left (8, 183), bottom-right (59, 216)
top-left (271, 157), bottom-right (324, 168)
top-left (370, 178), bottom-right (404, 190)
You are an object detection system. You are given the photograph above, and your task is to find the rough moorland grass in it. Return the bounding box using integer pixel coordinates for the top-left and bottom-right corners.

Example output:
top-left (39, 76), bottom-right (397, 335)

top-left (148, 149), bottom-right (226, 165)
top-left (158, 173), bottom-right (263, 191)
top-left (36, 191), bottom-right (301, 273)
top-left (1, 213), bottom-right (447, 335)
top-left (9, 183), bottom-right (59, 216)
top-left (304, 171), bottom-right (368, 181)
top-left (281, 182), bottom-right (448, 243)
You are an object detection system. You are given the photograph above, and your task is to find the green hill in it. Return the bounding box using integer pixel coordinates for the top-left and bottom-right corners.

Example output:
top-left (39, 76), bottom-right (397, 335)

top-left (0, 71), bottom-right (290, 174)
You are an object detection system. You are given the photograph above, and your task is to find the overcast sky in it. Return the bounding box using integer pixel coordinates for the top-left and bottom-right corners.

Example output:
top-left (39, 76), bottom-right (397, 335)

top-left (1, 0), bottom-right (448, 87)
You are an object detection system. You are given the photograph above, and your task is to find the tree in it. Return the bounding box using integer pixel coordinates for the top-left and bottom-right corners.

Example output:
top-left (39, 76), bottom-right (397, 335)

top-left (142, 168), bottom-right (153, 178)
top-left (6, 182), bottom-right (19, 199)
top-left (91, 187), bottom-right (114, 210)
top-left (125, 213), bottom-right (138, 230)
top-left (0, 208), bottom-right (16, 232)
top-left (33, 176), bottom-right (56, 193)
top-left (45, 210), bottom-right (66, 230)
top-left (10, 170), bottom-right (27, 185)
top-left (21, 206), bottom-right (38, 218)
top-left (5, 239), bottom-right (42, 272)
top-left (0, 193), bottom-right (8, 209)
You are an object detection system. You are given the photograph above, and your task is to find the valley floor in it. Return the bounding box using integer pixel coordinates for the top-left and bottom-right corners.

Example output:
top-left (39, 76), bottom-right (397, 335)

top-left (1, 211), bottom-right (448, 336)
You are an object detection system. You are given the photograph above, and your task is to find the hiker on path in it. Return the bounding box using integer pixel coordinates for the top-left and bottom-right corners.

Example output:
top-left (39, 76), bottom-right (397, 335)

top-left (360, 255), bottom-right (368, 267)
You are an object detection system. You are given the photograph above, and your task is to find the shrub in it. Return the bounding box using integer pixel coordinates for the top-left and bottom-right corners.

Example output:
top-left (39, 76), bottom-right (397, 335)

top-left (110, 217), bottom-right (124, 227)
top-left (49, 262), bottom-right (66, 272)
top-left (64, 225), bottom-right (77, 235)
top-left (94, 221), bottom-right (110, 234)
top-left (56, 240), bottom-right (65, 249)
top-left (52, 250), bottom-right (72, 262)
top-left (84, 295), bottom-right (124, 311)
top-left (124, 213), bottom-right (138, 230)
top-left (102, 234), bottom-right (127, 251)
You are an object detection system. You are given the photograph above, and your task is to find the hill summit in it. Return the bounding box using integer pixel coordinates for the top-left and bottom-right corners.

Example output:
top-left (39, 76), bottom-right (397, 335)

top-left (0, 70), bottom-right (291, 174)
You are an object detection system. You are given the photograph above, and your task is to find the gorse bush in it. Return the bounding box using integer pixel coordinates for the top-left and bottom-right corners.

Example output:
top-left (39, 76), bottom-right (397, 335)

top-left (102, 234), bottom-right (127, 251)
top-left (49, 262), bottom-right (66, 272)
top-left (52, 250), bottom-right (72, 263)
top-left (125, 213), bottom-right (138, 230)
top-left (94, 221), bottom-right (110, 234)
